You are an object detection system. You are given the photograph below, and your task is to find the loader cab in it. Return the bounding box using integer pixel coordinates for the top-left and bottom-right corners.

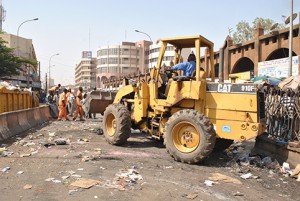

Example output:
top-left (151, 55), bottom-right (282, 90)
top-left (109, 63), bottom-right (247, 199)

top-left (148, 36), bottom-right (215, 112)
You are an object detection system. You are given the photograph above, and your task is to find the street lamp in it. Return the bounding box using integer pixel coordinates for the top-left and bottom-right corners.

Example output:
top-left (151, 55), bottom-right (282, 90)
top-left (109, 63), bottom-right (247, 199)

top-left (48, 53), bottom-right (59, 89)
top-left (17, 18), bottom-right (39, 56)
top-left (286, 0), bottom-right (297, 77)
top-left (16, 18), bottom-right (38, 87)
top-left (135, 29), bottom-right (152, 42)
top-left (135, 30), bottom-right (153, 73)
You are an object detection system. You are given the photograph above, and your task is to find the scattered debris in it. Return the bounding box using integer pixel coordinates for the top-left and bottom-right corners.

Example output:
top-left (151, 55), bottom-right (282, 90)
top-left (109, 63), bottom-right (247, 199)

top-left (62, 175), bottom-right (70, 180)
top-left (39, 142), bottom-right (55, 148)
top-left (240, 173), bottom-right (253, 180)
top-left (45, 178), bottom-right (55, 182)
top-left (204, 180), bottom-right (216, 187)
top-left (181, 192), bottom-right (198, 199)
top-left (208, 173), bottom-right (242, 185)
top-left (70, 178), bottom-right (101, 189)
top-left (233, 191), bottom-right (244, 196)
top-left (0, 147), bottom-right (7, 153)
top-left (23, 184), bottom-right (32, 190)
top-left (71, 174), bottom-right (82, 178)
top-left (52, 179), bottom-right (62, 183)
top-left (49, 132), bottom-right (56, 137)
top-left (55, 139), bottom-right (67, 145)
top-left (96, 128), bottom-right (103, 135)
top-left (281, 162), bottom-right (290, 173)
top-left (1, 151), bottom-right (14, 157)
top-left (17, 171), bottom-right (24, 174)
top-left (79, 138), bottom-right (89, 142)
top-left (1, 166), bottom-right (11, 173)
top-left (20, 153), bottom-right (31, 157)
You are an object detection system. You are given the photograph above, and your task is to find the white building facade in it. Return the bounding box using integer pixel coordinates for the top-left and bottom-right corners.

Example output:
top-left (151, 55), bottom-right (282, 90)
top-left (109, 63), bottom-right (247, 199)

top-left (96, 42), bottom-right (143, 88)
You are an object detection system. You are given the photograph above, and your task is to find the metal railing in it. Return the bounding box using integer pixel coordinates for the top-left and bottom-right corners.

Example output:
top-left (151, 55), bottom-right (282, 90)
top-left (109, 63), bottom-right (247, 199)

top-left (263, 87), bottom-right (299, 142)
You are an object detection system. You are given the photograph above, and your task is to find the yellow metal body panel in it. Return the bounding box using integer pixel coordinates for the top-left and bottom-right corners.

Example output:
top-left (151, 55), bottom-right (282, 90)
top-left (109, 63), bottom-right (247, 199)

top-left (132, 82), bottom-right (149, 124)
top-left (210, 119), bottom-right (262, 141)
top-left (205, 91), bottom-right (263, 141)
top-left (113, 85), bottom-right (136, 103)
top-left (205, 108), bottom-right (258, 122)
top-left (205, 93), bottom-right (258, 113)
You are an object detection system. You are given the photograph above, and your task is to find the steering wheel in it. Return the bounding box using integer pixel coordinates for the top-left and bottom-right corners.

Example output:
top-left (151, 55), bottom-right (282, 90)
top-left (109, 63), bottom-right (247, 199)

top-left (164, 69), bottom-right (178, 79)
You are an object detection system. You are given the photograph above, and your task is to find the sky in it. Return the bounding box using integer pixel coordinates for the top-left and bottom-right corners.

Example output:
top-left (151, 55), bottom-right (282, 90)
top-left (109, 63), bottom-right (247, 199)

top-left (3, 0), bottom-right (300, 85)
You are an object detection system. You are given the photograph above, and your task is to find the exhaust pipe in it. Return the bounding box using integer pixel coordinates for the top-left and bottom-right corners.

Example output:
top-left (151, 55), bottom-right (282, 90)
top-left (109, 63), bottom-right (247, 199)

top-left (219, 36), bottom-right (229, 83)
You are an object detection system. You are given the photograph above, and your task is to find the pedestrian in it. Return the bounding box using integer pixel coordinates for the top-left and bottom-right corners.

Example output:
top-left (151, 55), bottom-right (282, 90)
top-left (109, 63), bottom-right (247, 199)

top-left (73, 86), bottom-right (84, 121)
top-left (57, 88), bottom-right (69, 121)
top-left (172, 53), bottom-right (196, 76)
top-left (53, 91), bottom-right (60, 112)
top-left (90, 87), bottom-right (96, 119)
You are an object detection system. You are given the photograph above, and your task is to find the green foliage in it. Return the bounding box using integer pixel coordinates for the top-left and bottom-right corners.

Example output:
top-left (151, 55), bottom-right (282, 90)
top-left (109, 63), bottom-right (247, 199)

top-left (0, 38), bottom-right (22, 77)
top-left (0, 37), bottom-right (38, 77)
top-left (232, 21), bottom-right (253, 44)
top-left (231, 18), bottom-right (285, 44)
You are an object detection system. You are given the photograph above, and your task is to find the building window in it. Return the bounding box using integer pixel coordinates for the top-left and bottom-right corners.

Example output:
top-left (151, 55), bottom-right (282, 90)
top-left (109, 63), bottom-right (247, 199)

top-left (100, 49), bottom-right (108, 56)
top-left (109, 48), bottom-right (118, 55)
top-left (100, 58), bottom-right (107, 64)
top-left (109, 58), bottom-right (118, 64)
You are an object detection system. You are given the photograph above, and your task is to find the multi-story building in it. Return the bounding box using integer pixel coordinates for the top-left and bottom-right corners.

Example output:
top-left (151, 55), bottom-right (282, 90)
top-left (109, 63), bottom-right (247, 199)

top-left (94, 40), bottom-right (191, 88)
top-left (75, 51), bottom-right (97, 91)
top-left (96, 42), bottom-right (144, 88)
top-left (0, 33), bottom-right (40, 90)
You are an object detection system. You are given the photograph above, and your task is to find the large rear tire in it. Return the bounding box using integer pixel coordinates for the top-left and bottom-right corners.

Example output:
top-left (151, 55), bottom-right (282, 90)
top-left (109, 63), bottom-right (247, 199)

top-left (164, 109), bottom-right (216, 164)
top-left (103, 104), bottom-right (131, 145)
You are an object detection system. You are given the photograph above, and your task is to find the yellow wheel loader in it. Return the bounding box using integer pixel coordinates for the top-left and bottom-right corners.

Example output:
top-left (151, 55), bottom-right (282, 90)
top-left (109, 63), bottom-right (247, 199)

top-left (101, 35), bottom-right (266, 164)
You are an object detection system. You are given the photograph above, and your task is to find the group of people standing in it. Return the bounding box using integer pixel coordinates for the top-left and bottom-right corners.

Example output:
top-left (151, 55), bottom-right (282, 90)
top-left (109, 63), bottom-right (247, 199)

top-left (56, 86), bottom-right (85, 121)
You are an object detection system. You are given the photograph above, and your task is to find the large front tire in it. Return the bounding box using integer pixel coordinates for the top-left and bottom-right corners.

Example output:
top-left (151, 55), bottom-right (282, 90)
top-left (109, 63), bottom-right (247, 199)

top-left (103, 104), bottom-right (131, 145)
top-left (164, 109), bottom-right (216, 164)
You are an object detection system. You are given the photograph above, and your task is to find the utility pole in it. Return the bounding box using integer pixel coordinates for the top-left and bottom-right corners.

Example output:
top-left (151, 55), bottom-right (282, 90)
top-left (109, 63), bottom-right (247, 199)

top-left (45, 73), bottom-right (48, 93)
top-left (0, 0), bottom-right (6, 32)
top-left (288, 0), bottom-right (293, 77)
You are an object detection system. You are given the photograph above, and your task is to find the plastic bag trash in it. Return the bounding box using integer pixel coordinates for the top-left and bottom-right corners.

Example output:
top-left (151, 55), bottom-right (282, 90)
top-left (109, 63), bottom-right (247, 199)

top-left (240, 173), bottom-right (252, 179)
top-left (281, 162), bottom-right (290, 173)
top-left (52, 180), bottom-right (62, 183)
top-left (1, 166), bottom-right (10, 173)
top-left (261, 157), bottom-right (272, 166)
top-left (204, 180), bottom-right (215, 187)
top-left (48, 132), bottom-right (56, 137)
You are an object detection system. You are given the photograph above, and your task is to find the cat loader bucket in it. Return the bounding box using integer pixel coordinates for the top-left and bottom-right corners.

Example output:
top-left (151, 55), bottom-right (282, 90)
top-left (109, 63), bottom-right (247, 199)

top-left (82, 90), bottom-right (117, 115)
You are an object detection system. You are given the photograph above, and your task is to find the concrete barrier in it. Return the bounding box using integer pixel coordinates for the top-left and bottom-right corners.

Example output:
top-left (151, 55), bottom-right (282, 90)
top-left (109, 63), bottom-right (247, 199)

top-left (17, 110), bottom-right (31, 131)
top-left (26, 109), bottom-right (36, 127)
top-left (6, 111), bottom-right (23, 137)
top-left (253, 134), bottom-right (300, 168)
top-left (0, 105), bottom-right (52, 141)
top-left (0, 113), bottom-right (11, 141)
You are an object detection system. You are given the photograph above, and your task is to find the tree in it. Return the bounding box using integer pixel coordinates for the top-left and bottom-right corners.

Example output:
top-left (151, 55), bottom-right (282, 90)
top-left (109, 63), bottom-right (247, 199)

top-left (231, 18), bottom-right (285, 44)
top-left (0, 38), bottom-right (22, 77)
top-left (0, 38), bottom-right (37, 77)
top-left (232, 21), bottom-right (253, 44)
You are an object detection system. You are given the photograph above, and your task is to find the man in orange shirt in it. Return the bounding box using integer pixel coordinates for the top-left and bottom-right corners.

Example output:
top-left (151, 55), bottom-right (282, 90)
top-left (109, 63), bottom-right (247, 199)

top-left (57, 88), bottom-right (69, 121)
top-left (73, 86), bottom-right (84, 121)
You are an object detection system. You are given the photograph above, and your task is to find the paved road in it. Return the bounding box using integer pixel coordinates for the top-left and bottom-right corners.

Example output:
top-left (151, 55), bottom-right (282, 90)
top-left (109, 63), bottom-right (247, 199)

top-left (0, 118), bottom-right (299, 201)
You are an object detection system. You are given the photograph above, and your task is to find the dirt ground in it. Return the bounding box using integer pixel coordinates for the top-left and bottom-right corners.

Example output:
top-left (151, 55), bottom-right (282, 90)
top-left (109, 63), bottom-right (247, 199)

top-left (0, 117), bottom-right (299, 201)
